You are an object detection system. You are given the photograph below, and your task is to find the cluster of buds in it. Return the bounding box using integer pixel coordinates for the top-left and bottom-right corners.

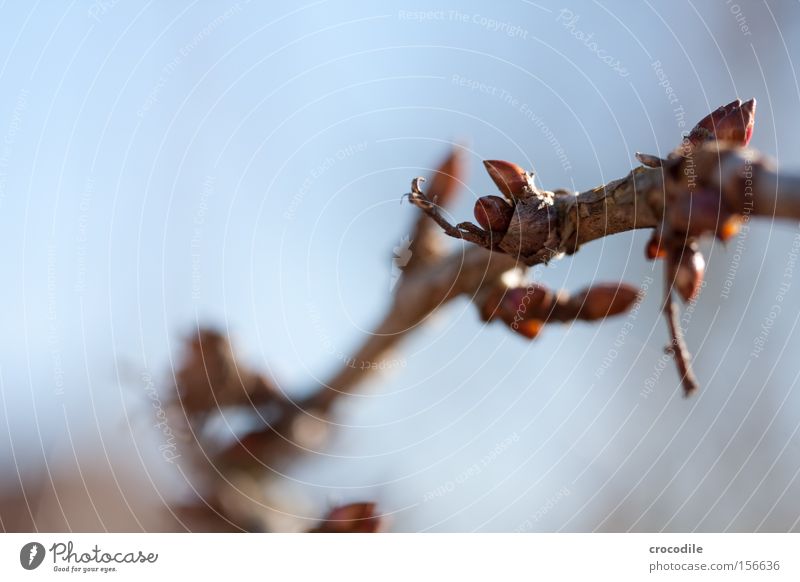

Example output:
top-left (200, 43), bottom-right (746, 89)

top-left (643, 98), bottom-right (757, 306)
top-left (407, 98), bottom-right (758, 397)
top-left (639, 98), bottom-right (757, 395)
top-left (478, 281), bottom-right (640, 339)
top-left (472, 160), bottom-right (554, 236)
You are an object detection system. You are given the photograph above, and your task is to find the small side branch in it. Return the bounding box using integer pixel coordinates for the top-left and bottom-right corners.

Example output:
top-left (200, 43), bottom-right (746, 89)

top-left (408, 177), bottom-right (492, 248)
top-left (662, 277), bottom-right (699, 397)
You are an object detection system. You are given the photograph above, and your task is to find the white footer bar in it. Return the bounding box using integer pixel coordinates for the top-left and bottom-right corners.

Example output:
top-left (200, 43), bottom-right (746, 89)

top-left (0, 533), bottom-right (795, 580)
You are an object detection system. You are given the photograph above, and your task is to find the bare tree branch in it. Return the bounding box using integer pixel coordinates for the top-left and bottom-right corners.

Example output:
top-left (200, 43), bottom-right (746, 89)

top-left (306, 245), bottom-right (518, 413)
top-left (171, 99), bottom-right (797, 531)
top-left (310, 143), bottom-right (800, 411)
top-left (404, 110), bottom-right (800, 397)
top-left (413, 147), bottom-right (799, 267)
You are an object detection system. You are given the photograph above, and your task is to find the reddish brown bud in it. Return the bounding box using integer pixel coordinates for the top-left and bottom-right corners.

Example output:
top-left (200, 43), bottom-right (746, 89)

top-left (478, 285), bottom-right (506, 322)
top-left (483, 160), bottom-right (532, 201)
top-left (474, 195), bottom-right (514, 233)
top-left (499, 285), bottom-right (553, 325)
top-left (645, 231), bottom-right (667, 260)
top-left (574, 284), bottom-right (640, 321)
top-left (479, 284), bottom-right (555, 328)
top-left (714, 98), bottom-right (755, 145)
top-left (672, 247), bottom-right (705, 303)
top-left (426, 147), bottom-right (465, 206)
top-left (510, 319), bottom-right (544, 340)
top-left (688, 98), bottom-right (756, 148)
top-left (310, 502), bottom-right (381, 533)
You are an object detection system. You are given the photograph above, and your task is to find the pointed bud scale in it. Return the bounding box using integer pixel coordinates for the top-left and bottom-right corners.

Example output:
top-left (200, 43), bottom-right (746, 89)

top-left (741, 98), bottom-right (756, 145)
top-left (688, 99), bottom-right (741, 147)
top-left (483, 160), bottom-right (534, 202)
top-left (636, 152), bottom-right (664, 168)
top-left (673, 248), bottom-right (705, 303)
top-left (426, 147), bottom-right (465, 206)
top-left (697, 99), bottom-right (741, 130)
top-left (574, 284), bottom-right (640, 321)
top-left (687, 98), bottom-right (756, 148)
top-left (474, 195), bottom-right (514, 233)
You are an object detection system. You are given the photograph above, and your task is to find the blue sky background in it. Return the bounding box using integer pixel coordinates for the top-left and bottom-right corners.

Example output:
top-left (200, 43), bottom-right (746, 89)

top-left (2, 0), bottom-right (800, 531)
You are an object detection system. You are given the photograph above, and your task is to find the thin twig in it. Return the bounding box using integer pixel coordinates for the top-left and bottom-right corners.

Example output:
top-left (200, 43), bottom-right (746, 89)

top-left (662, 270), bottom-right (699, 397)
top-left (407, 177), bottom-right (490, 247)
